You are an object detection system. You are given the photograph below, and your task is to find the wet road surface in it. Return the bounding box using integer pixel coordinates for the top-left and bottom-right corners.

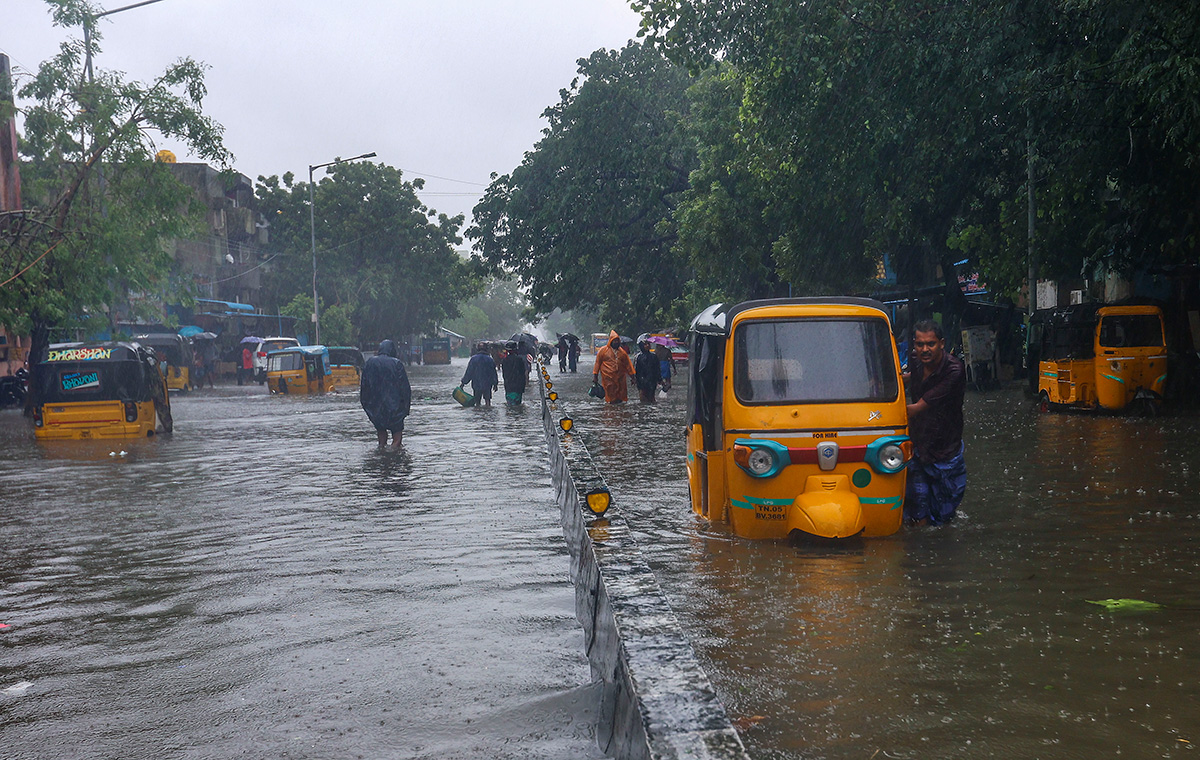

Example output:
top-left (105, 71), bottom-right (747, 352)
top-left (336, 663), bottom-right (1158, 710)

top-left (6, 353), bottom-right (1200, 760)
top-left (557, 365), bottom-right (1200, 760)
top-left (0, 359), bottom-right (602, 760)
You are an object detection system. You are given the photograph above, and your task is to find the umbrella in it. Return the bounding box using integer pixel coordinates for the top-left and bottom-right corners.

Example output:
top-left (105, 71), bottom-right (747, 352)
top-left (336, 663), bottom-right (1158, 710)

top-left (510, 332), bottom-right (539, 354)
top-left (177, 325), bottom-right (204, 338)
top-left (557, 332), bottom-right (579, 343)
top-left (648, 335), bottom-right (681, 348)
top-left (190, 331), bottom-right (218, 340)
top-left (240, 335), bottom-right (263, 344)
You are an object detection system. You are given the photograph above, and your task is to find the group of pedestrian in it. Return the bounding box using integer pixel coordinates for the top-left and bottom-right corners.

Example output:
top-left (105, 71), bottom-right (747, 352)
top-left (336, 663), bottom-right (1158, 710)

top-left (591, 331), bottom-right (675, 404)
top-left (459, 340), bottom-right (535, 408)
top-left (556, 335), bottom-right (581, 373)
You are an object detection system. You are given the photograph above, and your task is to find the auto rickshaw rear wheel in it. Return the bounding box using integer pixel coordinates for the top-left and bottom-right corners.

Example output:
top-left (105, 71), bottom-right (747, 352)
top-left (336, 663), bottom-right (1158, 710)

top-left (1037, 391), bottom-right (1051, 413)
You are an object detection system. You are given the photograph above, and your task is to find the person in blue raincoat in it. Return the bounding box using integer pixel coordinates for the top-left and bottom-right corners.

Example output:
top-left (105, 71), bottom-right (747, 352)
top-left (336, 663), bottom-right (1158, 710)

top-left (461, 342), bottom-right (498, 407)
top-left (360, 340), bottom-right (411, 448)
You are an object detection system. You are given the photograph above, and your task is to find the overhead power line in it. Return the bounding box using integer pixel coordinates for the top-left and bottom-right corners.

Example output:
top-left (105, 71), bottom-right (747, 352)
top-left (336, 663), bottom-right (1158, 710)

top-left (401, 168), bottom-right (488, 187)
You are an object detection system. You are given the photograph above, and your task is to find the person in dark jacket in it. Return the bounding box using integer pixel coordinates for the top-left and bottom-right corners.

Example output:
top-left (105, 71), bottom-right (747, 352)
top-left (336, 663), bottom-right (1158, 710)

top-left (360, 339), bottom-right (412, 449)
top-left (501, 340), bottom-right (529, 406)
top-left (557, 336), bottom-right (568, 373)
top-left (903, 320), bottom-right (967, 524)
top-left (633, 337), bottom-right (662, 403)
top-left (567, 339), bottom-right (580, 372)
top-left (461, 342), bottom-right (498, 407)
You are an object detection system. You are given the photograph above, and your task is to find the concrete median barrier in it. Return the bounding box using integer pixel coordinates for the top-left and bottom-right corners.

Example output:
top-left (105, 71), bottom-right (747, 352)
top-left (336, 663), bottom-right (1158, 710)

top-left (538, 376), bottom-right (750, 760)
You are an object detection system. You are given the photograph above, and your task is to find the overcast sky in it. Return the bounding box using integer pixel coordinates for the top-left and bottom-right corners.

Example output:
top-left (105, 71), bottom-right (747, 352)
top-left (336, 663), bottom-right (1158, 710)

top-left (4, 0), bottom-right (643, 237)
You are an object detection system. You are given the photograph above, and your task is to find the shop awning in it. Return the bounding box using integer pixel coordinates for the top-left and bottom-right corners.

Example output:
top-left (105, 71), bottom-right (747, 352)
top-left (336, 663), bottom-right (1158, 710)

top-left (196, 298), bottom-right (255, 313)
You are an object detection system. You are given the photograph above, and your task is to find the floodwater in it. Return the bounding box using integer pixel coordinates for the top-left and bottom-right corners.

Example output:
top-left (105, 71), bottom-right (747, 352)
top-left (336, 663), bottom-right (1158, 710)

top-left (557, 364), bottom-right (1200, 759)
top-left (0, 359), bottom-right (603, 760)
top-left (6, 355), bottom-right (1200, 760)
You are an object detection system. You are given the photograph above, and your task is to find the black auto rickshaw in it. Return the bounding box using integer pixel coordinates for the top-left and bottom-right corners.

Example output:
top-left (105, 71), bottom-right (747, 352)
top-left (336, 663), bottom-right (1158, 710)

top-left (32, 341), bottom-right (173, 440)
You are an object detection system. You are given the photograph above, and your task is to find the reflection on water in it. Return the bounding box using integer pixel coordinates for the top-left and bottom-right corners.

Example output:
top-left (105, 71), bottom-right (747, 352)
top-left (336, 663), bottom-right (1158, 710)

top-left (0, 365), bottom-right (602, 760)
top-left (563, 372), bottom-right (1200, 759)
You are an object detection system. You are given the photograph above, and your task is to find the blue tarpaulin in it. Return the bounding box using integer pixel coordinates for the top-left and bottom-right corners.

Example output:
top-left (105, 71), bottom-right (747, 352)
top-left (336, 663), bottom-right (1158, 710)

top-left (195, 298), bottom-right (254, 313)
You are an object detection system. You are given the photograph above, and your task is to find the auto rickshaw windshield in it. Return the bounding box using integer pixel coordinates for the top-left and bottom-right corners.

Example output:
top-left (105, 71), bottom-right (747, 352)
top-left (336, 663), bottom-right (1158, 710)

top-left (1099, 314), bottom-right (1163, 348)
top-left (268, 352), bottom-right (304, 372)
top-left (732, 317), bottom-right (899, 404)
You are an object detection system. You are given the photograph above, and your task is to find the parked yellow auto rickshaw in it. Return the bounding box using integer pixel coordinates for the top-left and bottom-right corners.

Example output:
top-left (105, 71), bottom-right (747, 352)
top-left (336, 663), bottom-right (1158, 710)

top-left (132, 332), bottom-right (191, 391)
top-left (1028, 303), bottom-right (1167, 415)
top-left (266, 345), bottom-right (334, 395)
top-left (686, 298), bottom-right (910, 540)
top-left (32, 341), bottom-right (173, 439)
top-left (327, 346), bottom-right (364, 391)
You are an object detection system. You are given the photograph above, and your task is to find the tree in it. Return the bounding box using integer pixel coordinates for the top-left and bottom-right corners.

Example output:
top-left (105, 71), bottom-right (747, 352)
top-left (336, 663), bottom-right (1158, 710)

top-left (1, 0), bottom-right (229, 369)
top-left (635, 0), bottom-right (1200, 302)
top-left (279, 293), bottom-right (355, 346)
top-left (672, 65), bottom-right (786, 303)
top-left (468, 42), bottom-right (696, 335)
top-left (442, 276), bottom-right (529, 342)
top-left (256, 161), bottom-right (479, 345)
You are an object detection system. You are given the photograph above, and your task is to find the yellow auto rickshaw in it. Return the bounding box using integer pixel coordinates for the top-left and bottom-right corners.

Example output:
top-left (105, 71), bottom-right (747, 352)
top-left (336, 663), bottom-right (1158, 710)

top-left (686, 298), bottom-right (910, 540)
top-left (266, 345), bottom-right (334, 395)
top-left (1028, 303), bottom-right (1167, 414)
top-left (132, 332), bottom-right (191, 391)
top-left (32, 341), bottom-right (173, 440)
top-left (327, 346), bottom-right (364, 391)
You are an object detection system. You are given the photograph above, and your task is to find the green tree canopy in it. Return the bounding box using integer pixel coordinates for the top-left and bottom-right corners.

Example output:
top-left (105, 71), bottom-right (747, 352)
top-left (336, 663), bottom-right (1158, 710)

top-left (1, 0), bottom-right (229, 360)
top-left (634, 0), bottom-right (1200, 300)
top-left (441, 276), bottom-right (529, 342)
top-left (468, 42), bottom-right (697, 335)
top-left (256, 161), bottom-right (479, 345)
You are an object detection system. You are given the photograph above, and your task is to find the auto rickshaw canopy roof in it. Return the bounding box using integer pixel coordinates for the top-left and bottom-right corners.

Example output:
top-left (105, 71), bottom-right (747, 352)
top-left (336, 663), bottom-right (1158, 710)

top-left (267, 345), bottom-right (329, 357)
top-left (690, 297), bottom-right (892, 336)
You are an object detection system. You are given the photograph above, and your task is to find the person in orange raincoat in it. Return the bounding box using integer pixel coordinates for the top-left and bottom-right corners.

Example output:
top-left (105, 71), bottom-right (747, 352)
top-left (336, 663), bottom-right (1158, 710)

top-left (592, 330), bottom-right (635, 403)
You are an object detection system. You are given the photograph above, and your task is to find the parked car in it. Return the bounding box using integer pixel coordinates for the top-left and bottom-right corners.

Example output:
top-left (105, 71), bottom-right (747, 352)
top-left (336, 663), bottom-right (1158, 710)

top-left (253, 337), bottom-right (300, 382)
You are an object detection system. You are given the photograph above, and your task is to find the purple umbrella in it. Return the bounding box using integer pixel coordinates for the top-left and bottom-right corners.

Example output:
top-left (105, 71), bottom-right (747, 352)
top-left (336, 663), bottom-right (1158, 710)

top-left (240, 336), bottom-right (263, 344)
top-left (647, 335), bottom-right (680, 348)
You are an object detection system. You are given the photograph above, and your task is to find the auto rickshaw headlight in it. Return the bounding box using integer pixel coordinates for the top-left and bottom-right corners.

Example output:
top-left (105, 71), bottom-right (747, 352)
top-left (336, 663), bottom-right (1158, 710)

top-left (878, 443), bottom-right (904, 471)
top-left (747, 448), bottom-right (774, 475)
top-left (865, 435), bottom-right (911, 474)
top-left (732, 438), bottom-right (788, 478)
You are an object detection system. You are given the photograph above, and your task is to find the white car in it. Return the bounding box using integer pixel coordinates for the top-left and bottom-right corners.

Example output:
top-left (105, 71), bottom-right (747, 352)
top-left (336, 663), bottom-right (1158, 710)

top-left (253, 337), bottom-right (300, 382)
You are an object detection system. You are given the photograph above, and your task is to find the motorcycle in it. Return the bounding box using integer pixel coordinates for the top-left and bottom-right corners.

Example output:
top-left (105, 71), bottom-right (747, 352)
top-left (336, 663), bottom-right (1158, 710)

top-left (0, 367), bottom-right (29, 408)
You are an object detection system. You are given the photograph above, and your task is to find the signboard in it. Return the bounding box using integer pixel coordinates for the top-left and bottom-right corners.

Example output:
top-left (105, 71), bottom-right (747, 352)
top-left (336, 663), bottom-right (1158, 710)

top-left (61, 371), bottom-right (100, 392)
top-left (47, 347), bottom-right (113, 362)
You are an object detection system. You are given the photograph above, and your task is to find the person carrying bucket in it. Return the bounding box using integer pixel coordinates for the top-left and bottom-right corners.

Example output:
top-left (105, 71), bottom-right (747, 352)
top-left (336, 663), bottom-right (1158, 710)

top-left (460, 342), bottom-right (498, 407)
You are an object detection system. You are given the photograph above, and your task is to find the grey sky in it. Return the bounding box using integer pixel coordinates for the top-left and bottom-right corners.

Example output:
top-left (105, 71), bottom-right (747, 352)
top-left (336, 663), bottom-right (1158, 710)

top-left (4, 0), bottom-right (642, 233)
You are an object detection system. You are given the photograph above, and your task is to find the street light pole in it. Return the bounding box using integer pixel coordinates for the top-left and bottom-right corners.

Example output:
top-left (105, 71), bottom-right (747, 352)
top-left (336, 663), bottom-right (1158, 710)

top-left (84, 0), bottom-right (170, 86)
top-left (308, 151), bottom-right (376, 345)
top-left (79, 0), bottom-right (169, 338)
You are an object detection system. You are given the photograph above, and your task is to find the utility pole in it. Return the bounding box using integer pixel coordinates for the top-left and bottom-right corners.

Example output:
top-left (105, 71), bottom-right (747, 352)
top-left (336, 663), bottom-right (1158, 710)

top-left (1027, 138), bottom-right (1037, 317)
top-left (0, 54), bottom-right (22, 213)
